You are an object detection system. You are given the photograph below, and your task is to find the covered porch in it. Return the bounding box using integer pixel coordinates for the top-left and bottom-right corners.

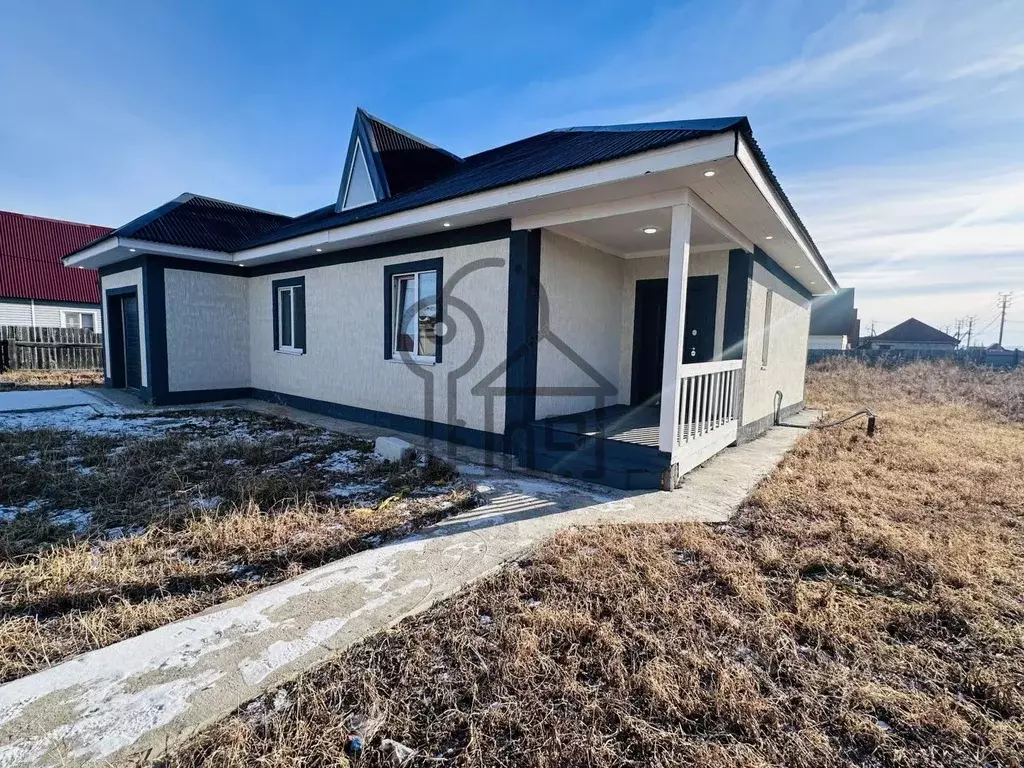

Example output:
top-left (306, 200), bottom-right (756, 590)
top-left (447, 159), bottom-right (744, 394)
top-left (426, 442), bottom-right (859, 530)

top-left (515, 189), bottom-right (766, 490)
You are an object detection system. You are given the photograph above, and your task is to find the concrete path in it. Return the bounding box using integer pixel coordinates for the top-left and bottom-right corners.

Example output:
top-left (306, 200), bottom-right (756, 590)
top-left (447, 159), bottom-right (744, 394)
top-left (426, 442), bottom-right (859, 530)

top-left (0, 388), bottom-right (108, 414)
top-left (0, 412), bottom-right (817, 768)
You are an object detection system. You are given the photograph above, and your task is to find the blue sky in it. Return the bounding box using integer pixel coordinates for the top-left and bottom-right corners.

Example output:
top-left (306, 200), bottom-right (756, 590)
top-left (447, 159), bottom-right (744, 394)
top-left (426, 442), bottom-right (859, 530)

top-left (2, 0), bottom-right (1023, 346)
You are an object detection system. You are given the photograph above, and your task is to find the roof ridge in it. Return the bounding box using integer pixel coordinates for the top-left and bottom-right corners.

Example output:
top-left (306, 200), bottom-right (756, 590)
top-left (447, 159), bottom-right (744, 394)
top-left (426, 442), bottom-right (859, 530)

top-left (178, 193), bottom-right (291, 219)
top-left (357, 108), bottom-right (463, 161)
top-left (555, 116), bottom-right (748, 133)
top-left (0, 209), bottom-right (112, 231)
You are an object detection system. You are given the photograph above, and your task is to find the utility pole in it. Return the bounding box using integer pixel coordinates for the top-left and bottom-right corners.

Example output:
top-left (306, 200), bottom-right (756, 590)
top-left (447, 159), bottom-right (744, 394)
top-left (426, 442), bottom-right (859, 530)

top-left (997, 293), bottom-right (1013, 347)
top-left (954, 318), bottom-right (964, 342)
top-left (868, 320), bottom-right (877, 337)
top-left (965, 315), bottom-right (976, 349)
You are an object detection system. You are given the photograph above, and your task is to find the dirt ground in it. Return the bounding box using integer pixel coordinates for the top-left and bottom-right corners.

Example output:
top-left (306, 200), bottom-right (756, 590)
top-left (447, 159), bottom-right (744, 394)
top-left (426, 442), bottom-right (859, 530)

top-left (161, 360), bottom-right (1024, 768)
top-left (0, 368), bottom-right (103, 390)
top-left (0, 407), bottom-right (475, 683)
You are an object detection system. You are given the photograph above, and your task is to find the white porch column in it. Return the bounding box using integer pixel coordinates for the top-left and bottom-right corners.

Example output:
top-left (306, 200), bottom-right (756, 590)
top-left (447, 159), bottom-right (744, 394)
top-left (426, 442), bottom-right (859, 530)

top-left (658, 203), bottom-right (692, 454)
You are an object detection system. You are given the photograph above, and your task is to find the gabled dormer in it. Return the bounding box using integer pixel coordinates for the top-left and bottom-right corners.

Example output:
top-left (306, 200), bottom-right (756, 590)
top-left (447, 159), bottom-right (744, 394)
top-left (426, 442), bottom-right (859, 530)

top-left (335, 108), bottom-right (462, 213)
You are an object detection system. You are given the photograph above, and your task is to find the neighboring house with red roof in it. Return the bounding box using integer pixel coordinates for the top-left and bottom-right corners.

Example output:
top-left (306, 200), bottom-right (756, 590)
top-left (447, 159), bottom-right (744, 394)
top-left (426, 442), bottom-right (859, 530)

top-left (0, 210), bottom-right (111, 329)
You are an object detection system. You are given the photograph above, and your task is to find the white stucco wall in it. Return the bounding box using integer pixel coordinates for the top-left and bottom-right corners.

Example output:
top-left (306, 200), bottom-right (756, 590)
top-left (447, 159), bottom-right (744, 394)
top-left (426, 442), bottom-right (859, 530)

top-left (165, 269), bottom-right (250, 392)
top-left (0, 300), bottom-right (100, 328)
top-left (618, 250), bottom-right (730, 403)
top-left (535, 232), bottom-right (624, 420)
top-left (740, 280), bottom-right (810, 427)
top-left (100, 268), bottom-right (146, 387)
top-left (248, 238), bottom-right (510, 435)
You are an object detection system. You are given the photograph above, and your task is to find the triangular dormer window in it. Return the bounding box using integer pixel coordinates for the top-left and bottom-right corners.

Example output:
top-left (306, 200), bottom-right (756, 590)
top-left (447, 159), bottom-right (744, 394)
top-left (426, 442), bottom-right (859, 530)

top-left (341, 139), bottom-right (376, 211)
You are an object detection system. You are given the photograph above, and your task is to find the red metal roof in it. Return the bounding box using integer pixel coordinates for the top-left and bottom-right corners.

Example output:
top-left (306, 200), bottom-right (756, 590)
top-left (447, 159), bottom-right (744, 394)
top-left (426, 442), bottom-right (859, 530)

top-left (0, 210), bottom-right (111, 304)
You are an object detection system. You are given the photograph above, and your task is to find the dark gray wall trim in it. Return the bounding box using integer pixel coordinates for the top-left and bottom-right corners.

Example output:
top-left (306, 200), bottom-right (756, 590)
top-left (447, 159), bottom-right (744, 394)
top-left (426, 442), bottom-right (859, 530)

top-left (737, 399), bottom-right (804, 443)
top-left (143, 259), bottom-right (169, 402)
top-left (503, 229), bottom-right (541, 456)
top-left (724, 249), bottom-right (752, 360)
top-left (383, 257), bottom-right (444, 363)
top-left (151, 255), bottom-right (244, 277)
top-left (250, 388), bottom-right (504, 452)
top-left (247, 221), bottom-right (510, 278)
top-left (158, 387), bottom-right (252, 405)
top-left (98, 256), bottom-right (145, 278)
top-left (271, 276), bottom-right (306, 353)
top-left (752, 247), bottom-right (813, 306)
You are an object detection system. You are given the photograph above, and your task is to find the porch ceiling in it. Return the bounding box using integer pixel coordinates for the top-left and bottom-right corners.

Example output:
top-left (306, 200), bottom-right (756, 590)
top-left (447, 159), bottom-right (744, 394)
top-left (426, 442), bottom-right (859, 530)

top-left (549, 207), bottom-right (727, 258)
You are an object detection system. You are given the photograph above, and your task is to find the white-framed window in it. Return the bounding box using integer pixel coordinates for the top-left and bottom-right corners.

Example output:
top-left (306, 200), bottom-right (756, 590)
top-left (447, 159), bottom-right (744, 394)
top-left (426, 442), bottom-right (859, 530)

top-left (273, 277), bottom-right (305, 354)
top-left (341, 139), bottom-right (377, 211)
top-left (392, 270), bottom-right (438, 361)
top-left (62, 311), bottom-right (96, 330)
top-left (761, 289), bottom-right (773, 367)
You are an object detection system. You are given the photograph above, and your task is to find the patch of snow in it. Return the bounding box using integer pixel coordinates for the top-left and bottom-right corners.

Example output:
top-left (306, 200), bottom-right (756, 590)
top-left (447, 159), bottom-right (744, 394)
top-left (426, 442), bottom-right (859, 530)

top-left (0, 499), bottom-right (48, 522)
top-left (223, 458), bottom-right (244, 466)
top-left (328, 482), bottom-right (382, 499)
top-left (272, 689), bottom-right (291, 712)
top-left (10, 452), bottom-right (41, 466)
top-left (318, 449), bottom-right (365, 474)
top-left (50, 509), bottom-right (92, 533)
top-left (104, 526), bottom-right (145, 541)
top-left (75, 465), bottom-right (95, 476)
top-left (279, 452), bottom-right (314, 467)
top-left (190, 497), bottom-right (222, 510)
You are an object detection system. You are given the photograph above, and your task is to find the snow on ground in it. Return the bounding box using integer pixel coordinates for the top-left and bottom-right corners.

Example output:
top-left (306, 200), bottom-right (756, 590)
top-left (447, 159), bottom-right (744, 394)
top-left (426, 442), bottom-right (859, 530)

top-left (0, 500), bottom-right (48, 522)
top-left (49, 509), bottom-right (92, 533)
top-left (328, 482), bottom-right (383, 499)
top-left (190, 497), bottom-right (223, 511)
top-left (319, 449), bottom-right (368, 474)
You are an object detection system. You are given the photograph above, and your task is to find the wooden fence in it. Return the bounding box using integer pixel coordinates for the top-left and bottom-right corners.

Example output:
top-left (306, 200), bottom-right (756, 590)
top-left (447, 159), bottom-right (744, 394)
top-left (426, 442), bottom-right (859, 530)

top-left (0, 326), bottom-right (104, 372)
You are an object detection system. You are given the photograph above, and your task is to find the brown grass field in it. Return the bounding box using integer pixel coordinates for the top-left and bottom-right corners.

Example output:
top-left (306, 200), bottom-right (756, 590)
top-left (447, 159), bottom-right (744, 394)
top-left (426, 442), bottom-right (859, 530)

top-left (0, 409), bottom-right (474, 683)
top-left (161, 360), bottom-right (1024, 768)
top-left (0, 368), bottom-right (103, 390)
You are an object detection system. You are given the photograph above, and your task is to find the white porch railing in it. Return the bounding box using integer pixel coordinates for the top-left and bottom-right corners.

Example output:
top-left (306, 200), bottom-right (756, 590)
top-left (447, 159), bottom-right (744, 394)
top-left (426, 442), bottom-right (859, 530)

top-left (675, 359), bottom-right (743, 474)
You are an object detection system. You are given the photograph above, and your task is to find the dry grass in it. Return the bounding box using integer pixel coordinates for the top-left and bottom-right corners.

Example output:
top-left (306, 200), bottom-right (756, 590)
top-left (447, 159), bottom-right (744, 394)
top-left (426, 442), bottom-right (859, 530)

top-left (162, 360), bottom-right (1024, 768)
top-left (0, 409), bottom-right (474, 682)
top-left (0, 368), bottom-right (103, 390)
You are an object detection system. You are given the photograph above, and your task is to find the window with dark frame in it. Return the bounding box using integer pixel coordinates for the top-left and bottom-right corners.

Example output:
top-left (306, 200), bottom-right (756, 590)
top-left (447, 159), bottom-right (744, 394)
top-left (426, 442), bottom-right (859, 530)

top-left (761, 289), bottom-right (773, 367)
top-left (392, 269), bottom-right (438, 360)
top-left (272, 277), bottom-right (306, 354)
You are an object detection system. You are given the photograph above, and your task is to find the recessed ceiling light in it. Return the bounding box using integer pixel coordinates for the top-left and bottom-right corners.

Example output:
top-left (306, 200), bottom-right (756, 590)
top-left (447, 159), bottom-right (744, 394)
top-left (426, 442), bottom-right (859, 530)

top-left (442, 221), bottom-right (451, 228)
top-left (77, 266), bottom-right (84, 269)
top-left (810, 281), bottom-right (816, 284)
top-left (794, 265), bottom-right (800, 269)
top-left (765, 236), bottom-right (774, 240)
top-left (642, 227), bottom-right (659, 234)
top-left (703, 170), bottom-right (716, 178)
top-left (315, 247), bottom-right (323, 253)
top-left (128, 248), bottom-right (136, 252)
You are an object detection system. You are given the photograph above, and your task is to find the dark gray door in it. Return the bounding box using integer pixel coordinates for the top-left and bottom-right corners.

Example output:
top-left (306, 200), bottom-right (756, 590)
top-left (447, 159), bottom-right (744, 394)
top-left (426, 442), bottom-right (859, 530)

top-left (631, 275), bottom-right (719, 406)
top-left (121, 295), bottom-right (142, 389)
top-left (683, 275), bottom-right (718, 364)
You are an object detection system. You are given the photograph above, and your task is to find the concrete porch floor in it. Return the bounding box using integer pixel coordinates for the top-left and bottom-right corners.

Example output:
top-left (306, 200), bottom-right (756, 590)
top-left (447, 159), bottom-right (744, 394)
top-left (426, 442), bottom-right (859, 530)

top-left (0, 399), bottom-right (818, 768)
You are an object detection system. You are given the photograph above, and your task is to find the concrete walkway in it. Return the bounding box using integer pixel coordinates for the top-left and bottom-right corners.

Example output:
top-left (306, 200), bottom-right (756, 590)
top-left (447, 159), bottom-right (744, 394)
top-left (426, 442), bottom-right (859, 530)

top-left (0, 411), bottom-right (817, 768)
top-left (0, 388), bottom-right (110, 414)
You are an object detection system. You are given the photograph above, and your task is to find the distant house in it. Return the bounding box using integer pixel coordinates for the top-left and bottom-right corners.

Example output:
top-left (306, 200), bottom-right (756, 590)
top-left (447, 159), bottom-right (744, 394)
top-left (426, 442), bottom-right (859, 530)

top-left (808, 287), bottom-right (858, 350)
top-left (0, 210), bottom-right (111, 329)
top-left (860, 318), bottom-right (959, 351)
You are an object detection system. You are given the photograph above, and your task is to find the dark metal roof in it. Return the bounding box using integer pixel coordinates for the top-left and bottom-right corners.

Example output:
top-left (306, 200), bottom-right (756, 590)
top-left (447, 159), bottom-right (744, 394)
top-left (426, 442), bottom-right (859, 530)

top-left (121, 194), bottom-right (292, 251)
top-left (364, 112), bottom-right (463, 197)
top-left (872, 318), bottom-right (960, 345)
top-left (72, 113), bottom-right (834, 289)
top-left (247, 117), bottom-right (751, 249)
top-left (0, 210), bottom-right (110, 303)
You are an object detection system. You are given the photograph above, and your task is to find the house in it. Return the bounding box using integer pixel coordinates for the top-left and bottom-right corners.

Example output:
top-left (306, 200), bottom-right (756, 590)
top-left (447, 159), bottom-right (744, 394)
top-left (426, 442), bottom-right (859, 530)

top-left (860, 318), bottom-right (959, 352)
top-left (808, 287), bottom-right (858, 349)
top-left (64, 109), bottom-right (838, 491)
top-left (0, 210), bottom-right (111, 329)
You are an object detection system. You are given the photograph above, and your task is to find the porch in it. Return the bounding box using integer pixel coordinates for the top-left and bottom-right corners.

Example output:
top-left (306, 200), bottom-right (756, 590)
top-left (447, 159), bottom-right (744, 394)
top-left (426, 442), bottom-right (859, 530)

top-left (515, 188), bottom-right (758, 490)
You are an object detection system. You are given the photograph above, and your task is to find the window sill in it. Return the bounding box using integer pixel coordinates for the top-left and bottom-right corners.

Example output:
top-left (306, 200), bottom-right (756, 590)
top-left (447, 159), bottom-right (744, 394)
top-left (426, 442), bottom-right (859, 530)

top-left (386, 356), bottom-right (437, 367)
top-left (276, 348), bottom-right (304, 356)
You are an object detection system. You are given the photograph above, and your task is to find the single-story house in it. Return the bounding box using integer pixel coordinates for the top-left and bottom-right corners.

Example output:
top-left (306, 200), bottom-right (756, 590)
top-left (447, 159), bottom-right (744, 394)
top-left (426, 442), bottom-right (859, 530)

top-left (808, 287), bottom-right (858, 350)
top-left (64, 109), bottom-right (838, 491)
top-left (0, 210), bottom-right (111, 329)
top-left (860, 318), bottom-right (959, 351)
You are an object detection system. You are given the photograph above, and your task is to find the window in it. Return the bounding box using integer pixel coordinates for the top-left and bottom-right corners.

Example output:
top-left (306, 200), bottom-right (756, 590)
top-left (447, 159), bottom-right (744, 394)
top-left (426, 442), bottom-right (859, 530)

top-left (761, 289), bottom-right (773, 367)
top-left (384, 257), bottom-right (443, 364)
top-left (272, 277), bottom-right (306, 354)
top-left (62, 311), bottom-right (96, 330)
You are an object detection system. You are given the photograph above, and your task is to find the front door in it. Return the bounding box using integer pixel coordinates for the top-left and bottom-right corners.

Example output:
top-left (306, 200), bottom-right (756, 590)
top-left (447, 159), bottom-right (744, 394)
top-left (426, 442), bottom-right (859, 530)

top-left (630, 275), bottom-right (719, 406)
top-left (121, 295), bottom-right (142, 389)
